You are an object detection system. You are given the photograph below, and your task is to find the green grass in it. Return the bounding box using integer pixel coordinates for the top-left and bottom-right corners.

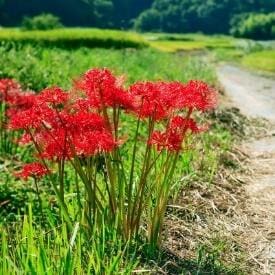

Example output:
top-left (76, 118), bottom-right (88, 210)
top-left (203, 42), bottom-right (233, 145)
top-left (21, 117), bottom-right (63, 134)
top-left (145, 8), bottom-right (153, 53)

top-left (211, 48), bottom-right (244, 62)
top-left (0, 28), bottom-right (148, 49)
top-left (0, 205), bottom-right (139, 274)
top-left (0, 45), bottom-right (216, 91)
top-left (1, 27), bottom-right (274, 74)
top-left (143, 32), bottom-right (275, 75)
top-left (144, 33), bottom-right (236, 52)
top-left (0, 205), bottom-right (241, 274)
top-left (242, 50), bottom-right (275, 73)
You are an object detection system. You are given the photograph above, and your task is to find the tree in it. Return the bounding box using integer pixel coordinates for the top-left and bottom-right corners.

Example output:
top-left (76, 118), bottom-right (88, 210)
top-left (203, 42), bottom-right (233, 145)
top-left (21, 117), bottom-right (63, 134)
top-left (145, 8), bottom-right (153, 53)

top-left (134, 9), bottom-right (161, 31)
top-left (230, 12), bottom-right (275, 40)
top-left (134, 0), bottom-right (275, 34)
top-left (21, 13), bottom-right (63, 30)
top-left (82, 0), bottom-right (114, 27)
top-left (112, 0), bottom-right (154, 28)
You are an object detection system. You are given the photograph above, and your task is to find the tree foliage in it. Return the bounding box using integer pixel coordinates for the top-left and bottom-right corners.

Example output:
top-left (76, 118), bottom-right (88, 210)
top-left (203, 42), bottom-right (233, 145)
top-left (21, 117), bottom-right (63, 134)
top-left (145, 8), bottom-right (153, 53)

top-left (135, 0), bottom-right (275, 34)
top-left (1, 0), bottom-right (275, 38)
top-left (0, 0), bottom-right (154, 28)
top-left (22, 13), bottom-right (63, 30)
top-left (230, 13), bottom-right (275, 40)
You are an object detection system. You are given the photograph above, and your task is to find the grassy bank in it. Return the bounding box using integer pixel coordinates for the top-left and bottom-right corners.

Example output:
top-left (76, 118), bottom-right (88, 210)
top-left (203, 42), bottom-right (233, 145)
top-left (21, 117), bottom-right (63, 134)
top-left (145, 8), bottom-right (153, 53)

top-left (0, 45), bottom-right (216, 91)
top-left (242, 50), bottom-right (275, 73)
top-left (0, 28), bottom-right (147, 49)
top-left (144, 32), bottom-right (275, 74)
top-left (145, 33), bottom-right (235, 52)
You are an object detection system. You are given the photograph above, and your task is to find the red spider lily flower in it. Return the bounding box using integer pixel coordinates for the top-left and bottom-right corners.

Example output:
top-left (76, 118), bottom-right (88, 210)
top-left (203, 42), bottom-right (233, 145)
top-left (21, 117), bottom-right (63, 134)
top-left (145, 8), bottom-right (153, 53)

top-left (0, 79), bottom-right (21, 101)
top-left (166, 131), bottom-right (183, 152)
top-left (149, 116), bottom-right (206, 152)
top-left (39, 128), bottom-right (72, 160)
top-left (0, 79), bottom-right (25, 111)
top-left (9, 102), bottom-right (55, 130)
top-left (15, 162), bottom-right (49, 180)
top-left (129, 81), bottom-right (179, 121)
top-left (176, 80), bottom-right (217, 111)
top-left (71, 98), bottom-right (94, 113)
top-left (38, 127), bottom-right (116, 160)
top-left (67, 112), bottom-right (106, 132)
top-left (150, 130), bottom-right (185, 152)
top-left (8, 88), bottom-right (70, 131)
top-left (0, 78), bottom-right (37, 122)
top-left (17, 133), bottom-right (32, 145)
top-left (169, 116), bottom-right (207, 133)
top-left (24, 109), bottom-right (116, 160)
top-left (149, 130), bottom-right (183, 152)
top-left (75, 68), bottom-right (133, 109)
top-left (148, 131), bottom-right (167, 151)
top-left (65, 112), bottom-right (116, 157)
top-left (0, 79), bottom-right (20, 92)
top-left (38, 87), bottom-right (69, 106)
top-left (72, 130), bottom-right (116, 156)
top-left (6, 92), bottom-right (36, 118)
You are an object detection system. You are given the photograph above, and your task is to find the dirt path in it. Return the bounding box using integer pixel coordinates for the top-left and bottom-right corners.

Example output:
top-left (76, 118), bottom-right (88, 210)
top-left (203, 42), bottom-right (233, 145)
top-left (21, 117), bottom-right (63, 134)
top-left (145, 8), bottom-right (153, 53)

top-left (217, 65), bottom-right (275, 274)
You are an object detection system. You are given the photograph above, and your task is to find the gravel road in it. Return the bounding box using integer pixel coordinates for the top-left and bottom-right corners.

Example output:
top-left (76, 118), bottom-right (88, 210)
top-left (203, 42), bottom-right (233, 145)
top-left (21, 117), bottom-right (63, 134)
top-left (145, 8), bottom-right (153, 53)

top-left (218, 65), bottom-right (275, 274)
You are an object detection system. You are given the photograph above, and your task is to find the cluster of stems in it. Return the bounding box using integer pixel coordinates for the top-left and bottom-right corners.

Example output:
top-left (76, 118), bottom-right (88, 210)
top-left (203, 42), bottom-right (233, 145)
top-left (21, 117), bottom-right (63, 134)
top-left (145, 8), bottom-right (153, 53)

top-left (1, 69), bottom-right (217, 249)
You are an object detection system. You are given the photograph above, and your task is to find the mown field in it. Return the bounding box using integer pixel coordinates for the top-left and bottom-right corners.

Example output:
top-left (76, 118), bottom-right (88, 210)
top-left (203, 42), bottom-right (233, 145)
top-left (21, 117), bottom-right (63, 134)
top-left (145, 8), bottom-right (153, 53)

top-left (0, 27), bottom-right (268, 274)
top-left (145, 32), bottom-right (275, 74)
top-left (0, 28), bottom-right (148, 48)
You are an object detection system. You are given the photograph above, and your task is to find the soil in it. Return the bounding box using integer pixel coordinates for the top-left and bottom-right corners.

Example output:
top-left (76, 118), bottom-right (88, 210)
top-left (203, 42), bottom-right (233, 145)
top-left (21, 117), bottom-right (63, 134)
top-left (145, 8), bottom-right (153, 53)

top-left (217, 64), bottom-right (275, 274)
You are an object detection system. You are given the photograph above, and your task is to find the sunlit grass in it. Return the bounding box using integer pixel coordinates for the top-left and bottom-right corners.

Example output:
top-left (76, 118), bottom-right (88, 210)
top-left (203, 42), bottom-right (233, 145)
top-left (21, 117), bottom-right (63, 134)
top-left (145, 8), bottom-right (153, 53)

top-left (242, 50), bottom-right (275, 73)
top-left (0, 205), bottom-right (139, 274)
top-left (0, 46), bottom-right (216, 91)
top-left (0, 28), bottom-right (148, 49)
top-left (144, 33), bottom-right (236, 52)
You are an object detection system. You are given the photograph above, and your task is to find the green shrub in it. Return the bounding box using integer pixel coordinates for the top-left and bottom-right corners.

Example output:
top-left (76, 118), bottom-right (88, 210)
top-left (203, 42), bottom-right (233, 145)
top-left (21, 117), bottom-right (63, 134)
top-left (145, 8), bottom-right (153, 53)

top-left (22, 13), bottom-right (63, 31)
top-left (134, 9), bottom-right (161, 32)
top-left (230, 12), bottom-right (275, 40)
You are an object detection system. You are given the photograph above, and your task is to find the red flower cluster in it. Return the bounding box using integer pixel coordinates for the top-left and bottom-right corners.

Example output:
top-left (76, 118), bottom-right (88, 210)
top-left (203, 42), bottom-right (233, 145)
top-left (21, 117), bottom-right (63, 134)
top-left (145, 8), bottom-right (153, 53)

top-left (2, 68), bottom-right (217, 176)
top-left (8, 85), bottom-right (116, 160)
top-left (0, 78), bottom-right (35, 119)
top-left (175, 80), bottom-right (218, 111)
top-left (0, 79), bottom-right (20, 101)
top-left (129, 81), bottom-right (177, 120)
top-left (15, 162), bottom-right (49, 180)
top-left (129, 79), bottom-right (216, 151)
top-left (129, 80), bottom-right (217, 120)
top-left (74, 68), bottom-right (133, 110)
top-left (149, 116), bottom-right (206, 152)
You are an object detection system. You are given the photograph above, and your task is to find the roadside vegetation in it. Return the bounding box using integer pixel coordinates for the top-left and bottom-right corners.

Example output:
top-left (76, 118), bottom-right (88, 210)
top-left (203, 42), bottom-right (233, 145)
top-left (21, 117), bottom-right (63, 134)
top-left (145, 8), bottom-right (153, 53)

top-left (143, 32), bottom-right (275, 74)
top-left (0, 27), bottom-right (254, 273)
top-left (230, 12), bottom-right (275, 40)
top-left (242, 50), bottom-right (275, 73)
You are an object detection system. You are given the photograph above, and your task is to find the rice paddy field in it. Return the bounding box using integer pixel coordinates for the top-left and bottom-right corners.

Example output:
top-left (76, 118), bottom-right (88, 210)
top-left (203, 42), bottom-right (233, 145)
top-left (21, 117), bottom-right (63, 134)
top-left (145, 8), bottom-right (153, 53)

top-left (0, 27), bottom-right (272, 274)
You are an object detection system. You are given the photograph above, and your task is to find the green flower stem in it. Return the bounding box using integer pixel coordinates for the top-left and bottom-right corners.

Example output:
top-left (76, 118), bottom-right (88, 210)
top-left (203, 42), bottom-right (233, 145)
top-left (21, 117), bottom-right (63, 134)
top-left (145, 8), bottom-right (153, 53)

top-left (126, 116), bottom-right (141, 237)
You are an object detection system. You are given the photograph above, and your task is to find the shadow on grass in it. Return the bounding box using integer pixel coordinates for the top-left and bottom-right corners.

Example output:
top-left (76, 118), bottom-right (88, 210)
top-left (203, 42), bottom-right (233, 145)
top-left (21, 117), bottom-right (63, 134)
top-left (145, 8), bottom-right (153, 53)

top-left (141, 246), bottom-right (241, 275)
